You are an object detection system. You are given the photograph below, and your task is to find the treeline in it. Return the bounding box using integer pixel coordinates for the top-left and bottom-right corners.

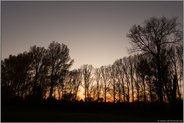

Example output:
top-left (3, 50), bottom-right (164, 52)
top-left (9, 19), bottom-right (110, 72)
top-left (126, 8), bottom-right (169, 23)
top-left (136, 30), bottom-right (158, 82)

top-left (1, 16), bottom-right (183, 105)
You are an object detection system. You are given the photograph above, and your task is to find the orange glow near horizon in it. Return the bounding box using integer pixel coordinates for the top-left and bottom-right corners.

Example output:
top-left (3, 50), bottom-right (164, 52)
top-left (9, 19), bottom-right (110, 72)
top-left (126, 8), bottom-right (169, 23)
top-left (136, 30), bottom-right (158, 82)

top-left (43, 80), bottom-right (183, 102)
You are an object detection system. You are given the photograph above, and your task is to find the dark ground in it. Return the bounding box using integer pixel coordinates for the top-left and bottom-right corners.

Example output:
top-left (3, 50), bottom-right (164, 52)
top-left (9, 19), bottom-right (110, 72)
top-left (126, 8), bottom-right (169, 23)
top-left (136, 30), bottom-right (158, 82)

top-left (1, 100), bottom-right (183, 122)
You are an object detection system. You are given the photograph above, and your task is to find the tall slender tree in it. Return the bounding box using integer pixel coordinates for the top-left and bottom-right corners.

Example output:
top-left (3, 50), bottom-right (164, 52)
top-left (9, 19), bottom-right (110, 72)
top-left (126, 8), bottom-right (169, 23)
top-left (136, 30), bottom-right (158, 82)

top-left (81, 64), bottom-right (93, 102)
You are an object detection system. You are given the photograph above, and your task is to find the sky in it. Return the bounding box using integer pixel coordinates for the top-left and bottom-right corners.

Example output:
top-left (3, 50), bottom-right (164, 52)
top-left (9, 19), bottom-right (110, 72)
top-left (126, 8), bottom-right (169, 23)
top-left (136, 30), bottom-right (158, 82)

top-left (1, 1), bottom-right (183, 69)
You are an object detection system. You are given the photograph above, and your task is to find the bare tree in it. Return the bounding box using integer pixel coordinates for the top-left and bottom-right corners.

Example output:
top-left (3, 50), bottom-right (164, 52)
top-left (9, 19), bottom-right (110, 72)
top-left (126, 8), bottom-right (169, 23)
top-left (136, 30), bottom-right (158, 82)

top-left (29, 45), bottom-right (47, 101)
top-left (100, 66), bottom-right (109, 103)
top-left (68, 69), bottom-right (83, 101)
top-left (81, 64), bottom-right (93, 102)
top-left (176, 44), bottom-right (183, 100)
top-left (127, 17), bottom-right (182, 103)
top-left (1, 52), bottom-right (32, 102)
top-left (122, 57), bottom-right (130, 103)
top-left (45, 41), bottom-right (74, 100)
top-left (136, 55), bottom-right (149, 102)
top-left (162, 46), bottom-right (182, 102)
top-left (110, 64), bottom-right (117, 103)
top-left (128, 56), bottom-right (135, 102)
top-left (95, 68), bottom-right (102, 101)
top-left (113, 59), bottom-right (124, 102)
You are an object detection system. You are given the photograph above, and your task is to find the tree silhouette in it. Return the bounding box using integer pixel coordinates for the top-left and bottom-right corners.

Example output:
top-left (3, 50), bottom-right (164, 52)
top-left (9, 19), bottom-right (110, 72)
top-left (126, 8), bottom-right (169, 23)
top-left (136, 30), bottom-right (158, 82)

top-left (45, 41), bottom-right (74, 100)
top-left (113, 59), bottom-right (124, 102)
top-left (81, 64), bottom-right (93, 102)
top-left (100, 66), bottom-right (108, 103)
top-left (67, 69), bottom-right (82, 101)
top-left (122, 57), bottom-right (131, 103)
top-left (170, 46), bottom-right (182, 101)
top-left (128, 56), bottom-right (135, 103)
top-left (109, 64), bottom-right (117, 103)
top-left (136, 55), bottom-right (149, 102)
top-left (1, 52), bottom-right (32, 103)
top-left (176, 44), bottom-right (183, 100)
top-left (127, 16), bottom-right (182, 103)
top-left (29, 45), bottom-right (47, 101)
top-left (94, 68), bottom-right (102, 102)
top-left (1, 16), bottom-right (183, 122)
top-left (2, 55), bottom-right (18, 103)
top-left (1, 22), bottom-right (182, 105)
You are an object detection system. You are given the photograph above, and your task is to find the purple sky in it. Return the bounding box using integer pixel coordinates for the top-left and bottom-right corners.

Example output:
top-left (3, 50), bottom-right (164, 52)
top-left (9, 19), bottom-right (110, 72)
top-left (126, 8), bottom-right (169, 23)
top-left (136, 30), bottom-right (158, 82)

top-left (1, 1), bottom-right (182, 69)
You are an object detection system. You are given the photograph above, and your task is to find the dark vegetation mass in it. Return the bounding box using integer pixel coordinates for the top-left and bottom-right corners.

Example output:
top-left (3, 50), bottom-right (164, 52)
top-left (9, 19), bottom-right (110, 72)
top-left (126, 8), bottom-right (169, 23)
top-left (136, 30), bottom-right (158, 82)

top-left (1, 17), bottom-right (183, 122)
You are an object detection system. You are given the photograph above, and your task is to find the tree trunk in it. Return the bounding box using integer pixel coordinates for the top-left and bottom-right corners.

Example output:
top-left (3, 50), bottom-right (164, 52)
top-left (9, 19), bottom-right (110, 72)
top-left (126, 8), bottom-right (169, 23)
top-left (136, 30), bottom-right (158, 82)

top-left (130, 64), bottom-right (134, 103)
top-left (74, 83), bottom-right (80, 100)
top-left (142, 76), bottom-right (146, 102)
top-left (85, 81), bottom-right (86, 102)
top-left (157, 56), bottom-right (163, 104)
top-left (113, 79), bottom-right (116, 103)
top-left (104, 81), bottom-right (106, 103)
top-left (118, 79), bottom-right (121, 102)
top-left (177, 80), bottom-right (181, 100)
top-left (172, 75), bottom-right (177, 103)
top-left (127, 81), bottom-right (130, 103)
top-left (122, 78), bottom-right (126, 102)
top-left (149, 77), bottom-right (153, 102)
top-left (97, 80), bottom-right (99, 101)
top-left (136, 75), bottom-right (140, 102)
top-left (49, 76), bottom-right (54, 99)
top-left (131, 78), bottom-right (134, 102)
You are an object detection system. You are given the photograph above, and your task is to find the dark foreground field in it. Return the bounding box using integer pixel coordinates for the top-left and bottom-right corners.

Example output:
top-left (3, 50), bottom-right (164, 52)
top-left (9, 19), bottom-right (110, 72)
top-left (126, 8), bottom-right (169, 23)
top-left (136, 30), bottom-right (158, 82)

top-left (2, 101), bottom-right (183, 122)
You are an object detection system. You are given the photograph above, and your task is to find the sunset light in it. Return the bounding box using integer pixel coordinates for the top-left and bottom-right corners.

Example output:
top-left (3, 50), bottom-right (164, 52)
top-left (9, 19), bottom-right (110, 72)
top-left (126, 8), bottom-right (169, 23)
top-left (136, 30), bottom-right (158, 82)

top-left (1, 1), bottom-right (183, 122)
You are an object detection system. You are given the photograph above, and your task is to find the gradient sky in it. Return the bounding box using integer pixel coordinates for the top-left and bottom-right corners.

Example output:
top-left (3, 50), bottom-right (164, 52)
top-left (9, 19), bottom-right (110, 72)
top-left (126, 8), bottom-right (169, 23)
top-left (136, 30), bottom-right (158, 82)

top-left (1, 1), bottom-right (182, 69)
